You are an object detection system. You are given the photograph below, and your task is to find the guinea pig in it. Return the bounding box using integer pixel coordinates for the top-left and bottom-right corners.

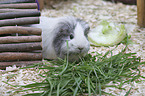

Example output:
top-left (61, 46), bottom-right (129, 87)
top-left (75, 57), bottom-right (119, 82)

top-left (31, 16), bottom-right (90, 62)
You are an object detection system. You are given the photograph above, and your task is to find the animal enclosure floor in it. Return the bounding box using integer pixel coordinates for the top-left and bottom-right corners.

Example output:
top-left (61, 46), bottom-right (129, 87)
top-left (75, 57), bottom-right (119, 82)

top-left (0, 0), bottom-right (145, 95)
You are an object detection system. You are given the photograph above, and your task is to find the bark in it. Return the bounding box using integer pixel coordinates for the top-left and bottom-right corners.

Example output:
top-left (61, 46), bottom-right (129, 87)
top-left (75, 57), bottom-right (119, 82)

top-left (0, 17), bottom-right (39, 26)
top-left (137, 0), bottom-right (145, 27)
top-left (0, 3), bottom-right (37, 9)
top-left (0, 42), bottom-right (42, 52)
top-left (0, 26), bottom-right (42, 35)
top-left (0, 9), bottom-right (38, 13)
top-left (105, 0), bottom-right (136, 5)
top-left (0, 0), bottom-right (35, 4)
top-left (0, 36), bottom-right (42, 44)
top-left (37, 0), bottom-right (44, 10)
top-left (0, 52), bottom-right (42, 61)
top-left (0, 11), bottom-right (40, 20)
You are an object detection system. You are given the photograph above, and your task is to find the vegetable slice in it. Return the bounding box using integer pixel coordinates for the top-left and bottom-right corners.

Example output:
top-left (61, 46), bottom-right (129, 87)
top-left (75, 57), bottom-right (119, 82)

top-left (88, 20), bottom-right (127, 46)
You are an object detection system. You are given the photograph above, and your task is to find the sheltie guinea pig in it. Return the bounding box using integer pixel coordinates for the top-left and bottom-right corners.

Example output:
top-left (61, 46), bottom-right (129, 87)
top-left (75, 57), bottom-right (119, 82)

top-left (31, 16), bottom-right (90, 62)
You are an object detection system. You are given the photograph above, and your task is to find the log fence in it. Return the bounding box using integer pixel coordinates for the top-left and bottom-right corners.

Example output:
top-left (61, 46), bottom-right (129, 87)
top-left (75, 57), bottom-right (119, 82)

top-left (0, 0), bottom-right (44, 69)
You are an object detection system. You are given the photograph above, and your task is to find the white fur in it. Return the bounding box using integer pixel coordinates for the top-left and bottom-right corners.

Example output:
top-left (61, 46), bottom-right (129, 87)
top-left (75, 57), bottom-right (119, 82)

top-left (31, 16), bottom-right (59, 59)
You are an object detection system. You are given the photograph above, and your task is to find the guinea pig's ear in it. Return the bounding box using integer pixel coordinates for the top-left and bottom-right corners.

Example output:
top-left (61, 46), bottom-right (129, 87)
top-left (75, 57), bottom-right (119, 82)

top-left (84, 25), bottom-right (90, 35)
top-left (76, 18), bottom-right (90, 35)
top-left (60, 25), bottom-right (69, 33)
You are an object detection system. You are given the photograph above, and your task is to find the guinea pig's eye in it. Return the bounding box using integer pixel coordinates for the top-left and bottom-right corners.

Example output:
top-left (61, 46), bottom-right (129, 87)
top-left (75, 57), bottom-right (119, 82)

top-left (70, 34), bottom-right (74, 39)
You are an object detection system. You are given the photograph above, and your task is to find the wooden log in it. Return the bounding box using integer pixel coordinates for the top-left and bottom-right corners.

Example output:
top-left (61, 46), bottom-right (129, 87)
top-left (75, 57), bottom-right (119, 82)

top-left (0, 17), bottom-right (39, 26)
top-left (0, 52), bottom-right (42, 61)
top-left (0, 42), bottom-right (42, 52)
top-left (0, 61), bottom-right (42, 69)
top-left (0, 11), bottom-right (40, 19)
top-left (31, 50), bottom-right (42, 53)
top-left (0, 36), bottom-right (42, 44)
top-left (0, 0), bottom-right (35, 4)
top-left (0, 9), bottom-right (38, 13)
top-left (105, 0), bottom-right (136, 5)
top-left (0, 26), bottom-right (41, 35)
top-left (137, 0), bottom-right (145, 27)
top-left (37, 0), bottom-right (44, 10)
top-left (0, 3), bottom-right (38, 9)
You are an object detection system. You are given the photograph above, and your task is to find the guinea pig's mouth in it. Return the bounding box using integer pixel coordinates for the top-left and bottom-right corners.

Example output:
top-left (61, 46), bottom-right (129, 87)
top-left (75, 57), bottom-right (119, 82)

top-left (60, 52), bottom-right (88, 62)
top-left (65, 52), bottom-right (87, 57)
top-left (68, 51), bottom-right (85, 55)
top-left (61, 49), bottom-right (88, 58)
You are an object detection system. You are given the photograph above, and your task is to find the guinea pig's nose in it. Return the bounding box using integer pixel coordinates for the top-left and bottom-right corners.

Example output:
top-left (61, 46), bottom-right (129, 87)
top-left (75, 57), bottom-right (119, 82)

top-left (78, 47), bottom-right (83, 51)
